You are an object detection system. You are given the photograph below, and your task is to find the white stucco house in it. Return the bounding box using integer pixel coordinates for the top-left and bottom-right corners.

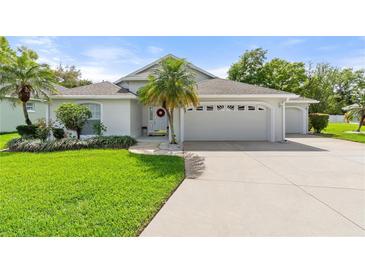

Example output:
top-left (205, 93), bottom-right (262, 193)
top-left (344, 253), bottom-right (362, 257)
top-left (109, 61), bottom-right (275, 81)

top-left (47, 54), bottom-right (318, 143)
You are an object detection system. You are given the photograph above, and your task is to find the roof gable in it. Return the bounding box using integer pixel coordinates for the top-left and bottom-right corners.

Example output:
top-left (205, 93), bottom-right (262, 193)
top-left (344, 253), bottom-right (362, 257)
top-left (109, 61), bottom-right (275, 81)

top-left (114, 54), bottom-right (217, 83)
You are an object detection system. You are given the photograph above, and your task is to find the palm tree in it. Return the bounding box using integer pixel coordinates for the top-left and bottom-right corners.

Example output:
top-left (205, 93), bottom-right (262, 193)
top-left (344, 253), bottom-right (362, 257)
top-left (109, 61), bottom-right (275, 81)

top-left (343, 90), bottom-right (365, 132)
top-left (138, 57), bottom-right (199, 144)
top-left (0, 48), bottom-right (57, 125)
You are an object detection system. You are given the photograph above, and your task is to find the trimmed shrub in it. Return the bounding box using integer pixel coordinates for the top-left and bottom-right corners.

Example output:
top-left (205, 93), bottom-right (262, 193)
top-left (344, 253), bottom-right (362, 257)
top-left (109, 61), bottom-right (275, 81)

top-left (16, 125), bottom-right (38, 139)
top-left (308, 117), bottom-right (313, 132)
top-left (52, 128), bottom-right (65, 140)
top-left (35, 119), bottom-right (51, 141)
top-left (309, 113), bottom-right (329, 133)
top-left (93, 121), bottom-right (107, 136)
top-left (6, 135), bottom-right (137, 152)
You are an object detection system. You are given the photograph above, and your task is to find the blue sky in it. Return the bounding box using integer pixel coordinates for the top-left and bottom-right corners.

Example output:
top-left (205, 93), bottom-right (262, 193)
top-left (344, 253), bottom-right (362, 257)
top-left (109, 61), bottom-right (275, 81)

top-left (6, 36), bottom-right (365, 82)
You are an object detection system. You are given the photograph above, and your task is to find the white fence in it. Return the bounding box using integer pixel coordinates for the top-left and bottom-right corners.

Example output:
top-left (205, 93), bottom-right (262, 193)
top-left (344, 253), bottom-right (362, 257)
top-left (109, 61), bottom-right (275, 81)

top-left (329, 115), bottom-right (345, 123)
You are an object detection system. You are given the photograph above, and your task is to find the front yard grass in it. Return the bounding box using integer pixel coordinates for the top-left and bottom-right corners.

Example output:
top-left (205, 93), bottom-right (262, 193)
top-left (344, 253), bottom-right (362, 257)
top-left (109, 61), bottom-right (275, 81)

top-left (0, 132), bottom-right (19, 149)
top-left (320, 123), bottom-right (365, 144)
top-left (0, 149), bottom-right (184, 236)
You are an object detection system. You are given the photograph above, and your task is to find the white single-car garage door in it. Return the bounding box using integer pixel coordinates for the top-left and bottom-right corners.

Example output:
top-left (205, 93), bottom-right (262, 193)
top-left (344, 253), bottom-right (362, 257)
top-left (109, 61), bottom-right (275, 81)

top-left (184, 104), bottom-right (269, 141)
top-left (285, 107), bottom-right (303, 133)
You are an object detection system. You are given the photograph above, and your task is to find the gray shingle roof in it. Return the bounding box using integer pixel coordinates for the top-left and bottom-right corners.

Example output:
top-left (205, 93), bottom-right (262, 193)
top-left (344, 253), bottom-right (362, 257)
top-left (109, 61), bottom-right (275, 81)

top-left (56, 81), bottom-right (130, 96)
top-left (196, 79), bottom-right (296, 96)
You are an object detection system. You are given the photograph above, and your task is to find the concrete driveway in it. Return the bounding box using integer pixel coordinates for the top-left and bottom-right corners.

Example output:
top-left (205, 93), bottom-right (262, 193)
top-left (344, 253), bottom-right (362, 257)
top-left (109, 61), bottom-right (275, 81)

top-left (141, 135), bottom-right (365, 236)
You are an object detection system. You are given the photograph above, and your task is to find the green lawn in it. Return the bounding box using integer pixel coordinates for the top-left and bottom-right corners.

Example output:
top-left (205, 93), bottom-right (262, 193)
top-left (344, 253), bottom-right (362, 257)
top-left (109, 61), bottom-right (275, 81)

top-left (320, 122), bottom-right (365, 144)
top-left (0, 132), bottom-right (19, 149)
top-left (0, 148), bottom-right (184, 236)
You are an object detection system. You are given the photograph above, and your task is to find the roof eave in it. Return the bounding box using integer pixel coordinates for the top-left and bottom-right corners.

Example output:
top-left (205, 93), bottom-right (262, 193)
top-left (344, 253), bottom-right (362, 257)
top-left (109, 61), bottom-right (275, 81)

top-left (198, 94), bottom-right (299, 99)
top-left (51, 95), bottom-right (138, 100)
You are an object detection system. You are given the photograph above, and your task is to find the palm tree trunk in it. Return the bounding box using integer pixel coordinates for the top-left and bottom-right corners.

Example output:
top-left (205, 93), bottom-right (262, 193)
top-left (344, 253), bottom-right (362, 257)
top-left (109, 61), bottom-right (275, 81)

top-left (22, 101), bottom-right (32, 125)
top-left (357, 115), bottom-right (365, 132)
top-left (167, 109), bottom-right (177, 144)
top-left (76, 128), bottom-right (81, 139)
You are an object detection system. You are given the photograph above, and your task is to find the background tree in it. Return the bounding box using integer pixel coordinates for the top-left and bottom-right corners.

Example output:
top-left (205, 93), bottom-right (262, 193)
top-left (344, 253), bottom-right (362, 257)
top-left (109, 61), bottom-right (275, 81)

top-left (138, 57), bottom-right (199, 144)
top-left (0, 42), bottom-right (58, 125)
top-left (302, 63), bottom-right (339, 113)
top-left (261, 58), bottom-right (307, 94)
top-left (228, 48), bottom-right (365, 114)
top-left (228, 48), bottom-right (267, 85)
top-left (53, 64), bottom-right (92, 88)
top-left (55, 103), bottom-right (92, 139)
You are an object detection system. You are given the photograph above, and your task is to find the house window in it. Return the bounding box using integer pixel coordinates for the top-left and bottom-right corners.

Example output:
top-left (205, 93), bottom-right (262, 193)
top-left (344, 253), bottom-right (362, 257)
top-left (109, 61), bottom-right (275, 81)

top-left (83, 103), bottom-right (101, 120)
top-left (187, 107), bottom-right (194, 112)
top-left (237, 105), bottom-right (245, 111)
top-left (248, 106), bottom-right (256, 111)
top-left (227, 105), bottom-right (235, 111)
top-left (80, 103), bottom-right (101, 135)
top-left (206, 105), bottom-right (214, 111)
top-left (196, 106), bottom-right (204, 111)
top-left (217, 105), bottom-right (225, 111)
top-left (258, 106), bottom-right (265, 111)
top-left (26, 102), bottom-right (35, 112)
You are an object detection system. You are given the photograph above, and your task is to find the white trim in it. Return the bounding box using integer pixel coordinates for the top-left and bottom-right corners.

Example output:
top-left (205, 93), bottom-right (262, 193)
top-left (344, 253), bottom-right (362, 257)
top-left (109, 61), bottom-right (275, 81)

top-left (199, 94), bottom-right (299, 99)
top-left (77, 101), bottom-right (103, 123)
top-left (282, 101), bottom-right (286, 140)
top-left (287, 100), bottom-right (319, 104)
top-left (180, 108), bottom-right (184, 143)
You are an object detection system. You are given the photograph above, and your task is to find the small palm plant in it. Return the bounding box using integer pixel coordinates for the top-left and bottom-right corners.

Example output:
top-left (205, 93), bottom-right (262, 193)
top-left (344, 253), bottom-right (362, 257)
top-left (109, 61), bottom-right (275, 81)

top-left (0, 47), bottom-right (57, 125)
top-left (343, 90), bottom-right (365, 132)
top-left (138, 57), bottom-right (199, 144)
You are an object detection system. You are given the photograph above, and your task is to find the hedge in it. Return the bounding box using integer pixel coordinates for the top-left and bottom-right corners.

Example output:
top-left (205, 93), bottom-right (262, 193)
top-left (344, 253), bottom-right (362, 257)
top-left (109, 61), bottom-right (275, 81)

top-left (309, 113), bottom-right (329, 133)
top-left (5, 136), bottom-right (137, 152)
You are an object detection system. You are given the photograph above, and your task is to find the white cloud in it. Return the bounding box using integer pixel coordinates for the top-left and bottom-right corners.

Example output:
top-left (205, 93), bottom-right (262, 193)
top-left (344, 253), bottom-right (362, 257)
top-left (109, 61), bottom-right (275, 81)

top-left (281, 38), bottom-right (306, 47)
top-left (208, 66), bottom-right (230, 78)
top-left (19, 36), bottom-right (55, 47)
top-left (79, 65), bottom-right (122, 82)
top-left (17, 36), bottom-right (75, 68)
top-left (147, 46), bottom-right (163, 54)
top-left (83, 46), bottom-right (146, 65)
top-left (339, 50), bottom-right (365, 70)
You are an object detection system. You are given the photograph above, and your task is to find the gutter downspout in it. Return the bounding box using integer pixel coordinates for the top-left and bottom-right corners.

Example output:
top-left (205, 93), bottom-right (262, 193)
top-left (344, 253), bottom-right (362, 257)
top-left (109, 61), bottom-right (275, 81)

top-left (280, 99), bottom-right (288, 142)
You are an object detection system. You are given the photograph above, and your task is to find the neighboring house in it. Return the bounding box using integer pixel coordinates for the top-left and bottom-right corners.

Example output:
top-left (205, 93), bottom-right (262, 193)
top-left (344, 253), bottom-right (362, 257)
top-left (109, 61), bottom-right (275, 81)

top-left (48, 54), bottom-right (318, 142)
top-left (0, 85), bottom-right (68, 133)
top-left (0, 98), bottom-right (47, 132)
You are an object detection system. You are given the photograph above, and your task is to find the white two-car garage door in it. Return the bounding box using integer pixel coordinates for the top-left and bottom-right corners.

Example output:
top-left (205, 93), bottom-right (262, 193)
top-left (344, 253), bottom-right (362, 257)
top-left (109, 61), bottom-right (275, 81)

top-left (184, 104), bottom-right (269, 141)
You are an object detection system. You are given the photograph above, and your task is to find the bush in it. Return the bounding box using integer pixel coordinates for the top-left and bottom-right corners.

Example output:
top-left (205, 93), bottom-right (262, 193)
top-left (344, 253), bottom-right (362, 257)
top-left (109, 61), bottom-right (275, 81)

top-left (16, 125), bottom-right (38, 139)
top-left (55, 103), bottom-right (92, 139)
top-left (6, 135), bottom-right (137, 152)
top-left (309, 113), bottom-right (329, 133)
top-left (52, 128), bottom-right (65, 140)
top-left (308, 117), bottom-right (313, 132)
top-left (35, 119), bottom-right (51, 141)
top-left (93, 121), bottom-right (107, 136)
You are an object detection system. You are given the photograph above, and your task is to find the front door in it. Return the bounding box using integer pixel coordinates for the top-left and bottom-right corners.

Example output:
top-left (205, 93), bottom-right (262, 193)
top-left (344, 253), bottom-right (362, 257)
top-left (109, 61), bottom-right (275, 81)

top-left (148, 107), bottom-right (168, 135)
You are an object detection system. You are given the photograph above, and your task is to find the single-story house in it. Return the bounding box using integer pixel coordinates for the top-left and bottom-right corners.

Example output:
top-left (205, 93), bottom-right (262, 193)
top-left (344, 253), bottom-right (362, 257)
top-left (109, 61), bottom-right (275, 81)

top-left (47, 54), bottom-right (317, 142)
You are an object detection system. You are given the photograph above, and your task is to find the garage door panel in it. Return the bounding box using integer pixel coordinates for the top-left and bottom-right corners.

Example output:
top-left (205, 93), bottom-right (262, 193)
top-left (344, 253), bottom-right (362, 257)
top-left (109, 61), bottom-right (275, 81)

top-left (185, 109), bottom-right (268, 141)
top-left (285, 108), bottom-right (303, 134)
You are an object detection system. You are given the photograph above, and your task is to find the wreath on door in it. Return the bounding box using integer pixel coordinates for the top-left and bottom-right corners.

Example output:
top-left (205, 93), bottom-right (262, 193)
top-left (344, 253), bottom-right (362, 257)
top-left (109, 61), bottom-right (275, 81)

top-left (156, 108), bottom-right (165, 117)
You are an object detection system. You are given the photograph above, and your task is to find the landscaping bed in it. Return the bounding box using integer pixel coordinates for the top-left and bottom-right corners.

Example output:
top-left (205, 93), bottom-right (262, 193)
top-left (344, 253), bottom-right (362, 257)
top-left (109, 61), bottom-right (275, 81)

top-left (0, 149), bottom-right (184, 236)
